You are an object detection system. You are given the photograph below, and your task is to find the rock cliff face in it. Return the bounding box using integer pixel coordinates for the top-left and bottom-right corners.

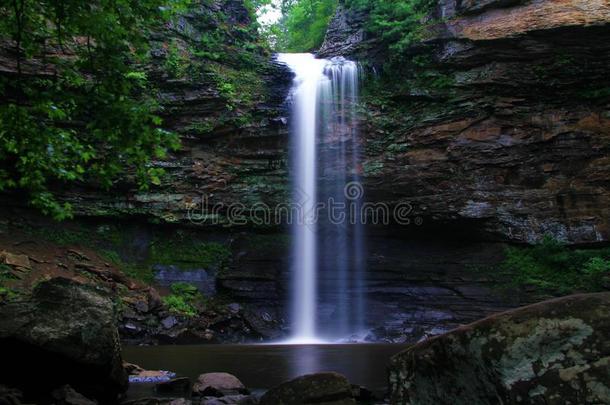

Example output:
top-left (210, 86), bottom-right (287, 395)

top-left (321, 0), bottom-right (610, 245)
top-left (1, 0), bottom-right (609, 344)
top-left (317, 4), bottom-right (370, 59)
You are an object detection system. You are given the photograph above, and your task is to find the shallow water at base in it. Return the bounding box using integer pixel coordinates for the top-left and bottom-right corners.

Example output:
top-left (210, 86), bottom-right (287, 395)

top-left (123, 343), bottom-right (408, 396)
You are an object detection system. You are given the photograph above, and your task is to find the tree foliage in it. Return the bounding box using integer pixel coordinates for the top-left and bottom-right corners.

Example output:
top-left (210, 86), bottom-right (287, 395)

top-left (271, 0), bottom-right (338, 52)
top-left (268, 0), bottom-right (435, 55)
top-left (0, 0), bottom-right (188, 219)
top-left (346, 0), bottom-right (436, 60)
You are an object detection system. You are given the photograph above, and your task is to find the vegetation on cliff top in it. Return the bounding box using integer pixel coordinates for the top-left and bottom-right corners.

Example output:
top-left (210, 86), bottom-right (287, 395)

top-left (346, 0), bottom-right (436, 57)
top-left (268, 0), bottom-right (435, 55)
top-left (269, 0), bottom-right (338, 52)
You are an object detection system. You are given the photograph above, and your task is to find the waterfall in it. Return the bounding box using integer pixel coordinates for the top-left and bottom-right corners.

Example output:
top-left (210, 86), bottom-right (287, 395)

top-left (278, 53), bottom-right (326, 343)
top-left (278, 53), bottom-right (365, 343)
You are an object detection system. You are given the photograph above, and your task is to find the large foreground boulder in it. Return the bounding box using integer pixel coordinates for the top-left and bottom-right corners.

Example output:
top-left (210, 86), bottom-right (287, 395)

top-left (389, 293), bottom-right (610, 404)
top-left (259, 372), bottom-right (356, 405)
top-left (0, 277), bottom-right (127, 402)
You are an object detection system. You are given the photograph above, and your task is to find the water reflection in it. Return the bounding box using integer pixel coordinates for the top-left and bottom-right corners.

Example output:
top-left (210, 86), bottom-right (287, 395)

top-left (290, 345), bottom-right (321, 376)
top-left (123, 344), bottom-right (406, 395)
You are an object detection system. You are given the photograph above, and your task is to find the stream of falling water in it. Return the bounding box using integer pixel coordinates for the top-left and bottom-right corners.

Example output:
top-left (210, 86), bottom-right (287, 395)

top-left (278, 53), bottom-right (364, 343)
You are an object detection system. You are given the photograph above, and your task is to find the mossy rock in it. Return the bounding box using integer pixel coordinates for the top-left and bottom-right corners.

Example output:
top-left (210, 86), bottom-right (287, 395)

top-left (260, 372), bottom-right (356, 405)
top-left (0, 277), bottom-right (127, 402)
top-left (389, 293), bottom-right (610, 404)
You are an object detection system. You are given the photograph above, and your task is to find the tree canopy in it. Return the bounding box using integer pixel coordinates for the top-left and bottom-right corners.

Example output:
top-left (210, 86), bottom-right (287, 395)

top-left (346, 0), bottom-right (435, 58)
top-left (269, 0), bottom-right (338, 52)
top-left (266, 0), bottom-right (435, 56)
top-left (0, 0), bottom-right (189, 218)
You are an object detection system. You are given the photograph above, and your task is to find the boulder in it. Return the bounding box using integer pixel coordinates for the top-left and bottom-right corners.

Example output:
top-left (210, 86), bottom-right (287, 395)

top-left (350, 385), bottom-right (374, 402)
top-left (193, 373), bottom-right (248, 397)
top-left (0, 250), bottom-right (31, 271)
top-left (242, 309), bottom-right (283, 340)
top-left (161, 316), bottom-right (179, 329)
top-left (0, 277), bottom-right (127, 402)
top-left (227, 303), bottom-right (241, 314)
top-left (259, 372), bottom-right (356, 405)
top-left (168, 400), bottom-right (190, 405)
top-left (389, 293), bottom-right (610, 404)
top-left (51, 385), bottom-right (96, 405)
top-left (0, 385), bottom-right (23, 405)
top-left (121, 399), bottom-right (191, 405)
top-left (155, 377), bottom-right (191, 396)
top-left (124, 361), bottom-right (146, 376)
top-left (201, 395), bottom-right (257, 405)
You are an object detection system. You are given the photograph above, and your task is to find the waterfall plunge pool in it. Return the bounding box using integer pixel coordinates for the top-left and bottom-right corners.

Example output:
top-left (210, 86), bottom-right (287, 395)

top-left (123, 343), bottom-right (408, 397)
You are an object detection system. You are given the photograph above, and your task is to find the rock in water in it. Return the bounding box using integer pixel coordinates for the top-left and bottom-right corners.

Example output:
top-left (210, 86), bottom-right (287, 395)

top-left (201, 395), bottom-right (257, 405)
top-left (155, 377), bottom-right (191, 396)
top-left (0, 277), bottom-right (127, 402)
top-left (193, 373), bottom-right (248, 397)
top-left (389, 293), bottom-right (610, 404)
top-left (122, 399), bottom-right (191, 405)
top-left (259, 372), bottom-right (356, 405)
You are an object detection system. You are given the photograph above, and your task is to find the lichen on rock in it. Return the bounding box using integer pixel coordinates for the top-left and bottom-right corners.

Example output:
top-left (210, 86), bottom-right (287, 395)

top-left (388, 293), bottom-right (610, 404)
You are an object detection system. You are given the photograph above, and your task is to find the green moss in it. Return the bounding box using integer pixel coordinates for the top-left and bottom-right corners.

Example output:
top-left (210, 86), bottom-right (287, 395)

top-left (243, 233), bottom-right (290, 252)
top-left (165, 39), bottom-right (190, 79)
top-left (0, 263), bottom-right (12, 275)
top-left (207, 62), bottom-right (266, 111)
top-left (387, 143), bottom-right (409, 154)
top-left (577, 87), bottom-right (610, 101)
top-left (28, 226), bottom-right (92, 246)
top-left (242, 175), bottom-right (287, 190)
top-left (0, 263), bottom-right (22, 302)
top-left (185, 120), bottom-right (216, 136)
top-left (162, 282), bottom-right (204, 317)
top-left (149, 236), bottom-right (231, 270)
top-left (100, 250), bottom-right (155, 283)
top-left (0, 286), bottom-right (20, 302)
top-left (18, 222), bottom-right (231, 282)
top-left (364, 161), bottom-right (385, 176)
top-left (498, 236), bottom-right (610, 295)
top-left (163, 294), bottom-right (197, 316)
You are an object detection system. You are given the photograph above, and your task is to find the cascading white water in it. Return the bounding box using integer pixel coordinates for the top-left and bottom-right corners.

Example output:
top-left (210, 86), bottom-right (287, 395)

top-left (278, 53), bottom-right (326, 343)
top-left (278, 53), bottom-right (364, 343)
top-left (319, 57), bottom-right (365, 340)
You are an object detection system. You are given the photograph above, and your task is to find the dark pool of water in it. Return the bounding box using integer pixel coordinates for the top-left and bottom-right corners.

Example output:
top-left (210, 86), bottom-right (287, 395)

top-left (123, 343), bottom-right (408, 396)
